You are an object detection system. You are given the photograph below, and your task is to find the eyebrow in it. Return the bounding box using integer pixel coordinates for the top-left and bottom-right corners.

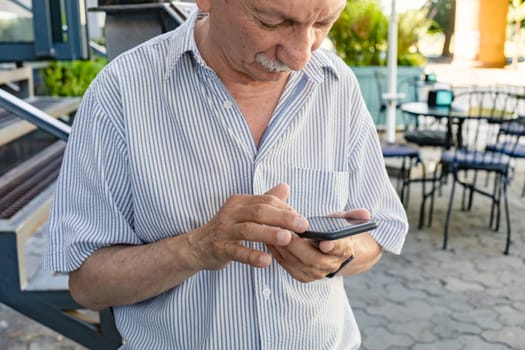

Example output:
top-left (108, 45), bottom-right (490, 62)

top-left (249, 3), bottom-right (345, 26)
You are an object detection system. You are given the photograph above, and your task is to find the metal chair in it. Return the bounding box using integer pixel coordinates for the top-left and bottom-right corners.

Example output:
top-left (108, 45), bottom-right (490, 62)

top-left (381, 141), bottom-right (425, 207)
top-left (431, 90), bottom-right (522, 254)
top-left (402, 84), bottom-right (455, 151)
top-left (486, 115), bottom-right (525, 197)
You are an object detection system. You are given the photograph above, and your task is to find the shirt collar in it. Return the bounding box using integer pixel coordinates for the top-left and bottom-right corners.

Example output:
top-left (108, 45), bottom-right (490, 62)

top-left (303, 49), bottom-right (340, 83)
top-left (164, 10), bottom-right (340, 84)
top-left (164, 9), bottom-right (208, 81)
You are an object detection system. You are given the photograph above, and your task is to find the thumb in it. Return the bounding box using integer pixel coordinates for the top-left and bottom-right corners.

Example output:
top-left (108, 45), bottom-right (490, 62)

top-left (265, 183), bottom-right (290, 201)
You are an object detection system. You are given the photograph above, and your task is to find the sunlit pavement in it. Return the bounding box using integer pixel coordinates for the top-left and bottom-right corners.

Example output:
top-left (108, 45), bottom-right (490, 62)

top-left (345, 150), bottom-right (525, 350)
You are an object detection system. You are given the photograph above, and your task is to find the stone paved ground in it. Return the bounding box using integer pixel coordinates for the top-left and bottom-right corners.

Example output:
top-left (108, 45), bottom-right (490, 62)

top-left (345, 155), bottom-right (525, 350)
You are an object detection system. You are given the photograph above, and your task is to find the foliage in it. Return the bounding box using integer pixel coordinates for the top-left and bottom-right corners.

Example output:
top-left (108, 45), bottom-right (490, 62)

top-left (422, 0), bottom-right (456, 56)
top-left (40, 57), bottom-right (107, 97)
top-left (424, 0), bottom-right (455, 33)
top-left (328, 0), bottom-right (388, 66)
top-left (328, 0), bottom-right (428, 66)
top-left (397, 9), bottom-right (433, 66)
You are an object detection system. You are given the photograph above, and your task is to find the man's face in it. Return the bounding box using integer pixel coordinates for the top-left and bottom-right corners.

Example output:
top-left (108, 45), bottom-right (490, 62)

top-left (199, 0), bottom-right (345, 82)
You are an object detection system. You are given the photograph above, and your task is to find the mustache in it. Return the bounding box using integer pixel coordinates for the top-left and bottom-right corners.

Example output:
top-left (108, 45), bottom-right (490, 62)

top-left (255, 54), bottom-right (292, 73)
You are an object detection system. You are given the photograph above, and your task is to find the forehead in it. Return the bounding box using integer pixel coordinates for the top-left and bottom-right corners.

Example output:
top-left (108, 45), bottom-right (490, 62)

top-left (239, 0), bottom-right (345, 21)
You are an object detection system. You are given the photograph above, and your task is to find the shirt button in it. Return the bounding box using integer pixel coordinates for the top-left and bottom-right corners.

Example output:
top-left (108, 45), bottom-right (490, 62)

top-left (223, 100), bottom-right (233, 109)
top-left (262, 288), bottom-right (271, 299)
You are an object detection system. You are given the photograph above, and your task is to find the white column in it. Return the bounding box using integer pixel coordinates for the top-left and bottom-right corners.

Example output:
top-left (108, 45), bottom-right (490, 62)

top-left (386, 0), bottom-right (398, 143)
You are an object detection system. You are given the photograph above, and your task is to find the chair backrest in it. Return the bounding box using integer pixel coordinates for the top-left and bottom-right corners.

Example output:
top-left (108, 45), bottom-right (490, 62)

top-left (450, 90), bottom-right (521, 153)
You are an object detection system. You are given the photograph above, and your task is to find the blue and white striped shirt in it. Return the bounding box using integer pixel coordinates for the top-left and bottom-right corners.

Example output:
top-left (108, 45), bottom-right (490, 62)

top-left (45, 10), bottom-right (408, 350)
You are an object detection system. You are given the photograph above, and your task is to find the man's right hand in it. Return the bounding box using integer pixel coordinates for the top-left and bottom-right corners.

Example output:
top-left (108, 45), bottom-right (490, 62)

top-left (69, 183), bottom-right (306, 310)
top-left (186, 183), bottom-right (308, 270)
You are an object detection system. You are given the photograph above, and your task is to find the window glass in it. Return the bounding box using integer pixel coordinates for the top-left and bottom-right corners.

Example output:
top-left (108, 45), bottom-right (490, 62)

top-left (0, 0), bottom-right (34, 42)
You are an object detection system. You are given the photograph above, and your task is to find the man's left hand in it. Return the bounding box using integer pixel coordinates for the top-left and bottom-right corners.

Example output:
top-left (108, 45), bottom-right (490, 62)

top-left (266, 208), bottom-right (382, 282)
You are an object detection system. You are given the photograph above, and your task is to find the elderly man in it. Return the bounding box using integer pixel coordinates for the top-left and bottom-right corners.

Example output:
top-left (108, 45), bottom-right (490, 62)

top-left (46, 0), bottom-right (408, 348)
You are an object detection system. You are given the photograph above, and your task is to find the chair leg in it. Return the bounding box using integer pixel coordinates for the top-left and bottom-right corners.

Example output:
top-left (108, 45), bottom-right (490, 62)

top-left (417, 159), bottom-right (427, 229)
top-left (489, 173), bottom-right (499, 230)
top-left (502, 180), bottom-right (511, 255)
top-left (467, 170), bottom-right (478, 210)
top-left (443, 173), bottom-right (457, 250)
top-left (401, 158), bottom-right (411, 208)
top-left (427, 165), bottom-right (443, 228)
top-left (494, 174), bottom-right (503, 232)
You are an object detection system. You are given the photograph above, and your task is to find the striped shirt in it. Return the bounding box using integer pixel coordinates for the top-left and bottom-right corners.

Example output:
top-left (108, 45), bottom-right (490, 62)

top-left (45, 10), bottom-right (408, 350)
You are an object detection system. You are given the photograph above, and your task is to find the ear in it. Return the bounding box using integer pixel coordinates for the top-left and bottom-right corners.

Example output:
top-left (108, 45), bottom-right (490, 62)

top-left (195, 0), bottom-right (211, 12)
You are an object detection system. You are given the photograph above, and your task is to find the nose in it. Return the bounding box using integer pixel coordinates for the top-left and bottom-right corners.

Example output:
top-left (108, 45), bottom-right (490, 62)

top-left (277, 26), bottom-right (318, 71)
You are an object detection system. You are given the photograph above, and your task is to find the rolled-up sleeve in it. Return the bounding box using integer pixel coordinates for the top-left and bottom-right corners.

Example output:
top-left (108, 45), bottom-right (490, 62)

top-left (345, 92), bottom-right (409, 254)
top-left (44, 71), bottom-right (140, 272)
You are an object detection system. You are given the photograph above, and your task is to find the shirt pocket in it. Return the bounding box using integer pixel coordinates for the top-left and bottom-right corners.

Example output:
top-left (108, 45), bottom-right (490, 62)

top-left (285, 167), bottom-right (350, 217)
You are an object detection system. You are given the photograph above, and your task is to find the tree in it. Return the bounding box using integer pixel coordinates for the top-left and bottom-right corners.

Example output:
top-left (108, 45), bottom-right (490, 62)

top-left (423, 0), bottom-right (456, 57)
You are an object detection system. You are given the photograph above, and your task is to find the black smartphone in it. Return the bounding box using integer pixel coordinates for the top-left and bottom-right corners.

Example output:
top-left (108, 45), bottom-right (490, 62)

top-left (301, 216), bottom-right (378, 241)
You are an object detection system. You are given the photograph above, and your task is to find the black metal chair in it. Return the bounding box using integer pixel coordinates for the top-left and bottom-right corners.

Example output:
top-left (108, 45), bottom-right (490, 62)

top-left (381, 141), bottom-right (425, 207)
top-left (430, 90), bottom-right (522, 254)
top-left (402, 85), bottom-right (455, 151)
top-left (486, 115), bottom-right (525, 196)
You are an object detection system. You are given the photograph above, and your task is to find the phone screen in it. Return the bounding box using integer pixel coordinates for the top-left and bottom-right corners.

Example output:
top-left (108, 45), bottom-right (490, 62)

top-left (301, 216), bottom-right (378, 241)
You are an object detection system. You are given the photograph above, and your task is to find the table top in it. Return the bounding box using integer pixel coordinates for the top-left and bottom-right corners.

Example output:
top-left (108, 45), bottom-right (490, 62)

top-left (400, 101), bottom-right (519, 120)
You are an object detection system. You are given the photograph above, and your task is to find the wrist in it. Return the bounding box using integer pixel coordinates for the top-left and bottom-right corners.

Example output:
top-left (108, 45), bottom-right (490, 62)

top-left (326, 254), bottom-right (354, 278)
top-left (165, 233), bottom-right (203, 274)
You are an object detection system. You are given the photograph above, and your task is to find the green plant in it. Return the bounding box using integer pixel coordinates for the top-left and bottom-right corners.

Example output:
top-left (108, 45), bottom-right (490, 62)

top-left (40, 57), bottom-right (107, 97)
top-left (328, 0), bottom-right (428, 66)
top-left (329, 0), bottom-right (388, 66)
top-left (397, 9), bottom-right (432, 66)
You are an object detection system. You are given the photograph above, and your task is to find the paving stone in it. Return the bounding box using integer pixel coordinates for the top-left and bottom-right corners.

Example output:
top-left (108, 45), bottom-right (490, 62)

top-left (442, 277), bottom-right (485, 292)
top-left (431, 314), bottom-right (482, 339)
top-left (481, 327), bottom-right (525, 349)
top-left (453, 309), bottom-right (503, 331)
top-left (465, 290), bottom-right (512, 309)
top-left (457, 335), bottom-right (511, 350)
top-left (412, 339), bottom-right (463, 350)
top-left (360, 326), bottom-right (414, 350)
top-left (352, 310), bottom-right (389, 328)
top-left (382, 283), bottom-right (429, 303)
top-left (428, 294), bottom-right (472, 313)
top-left (514, 302), bottom-right (525, 313)
top-left (493, 305), bottom-right (525, 327)
top-left (387, 319), bottom-right (437, 343)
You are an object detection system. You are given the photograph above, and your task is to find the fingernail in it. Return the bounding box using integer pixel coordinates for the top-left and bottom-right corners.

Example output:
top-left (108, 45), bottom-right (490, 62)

top-left (259, 254), bottom-right (271, 266)
top-left (276, 230), bottom-right (291, 245)
top-left (320, 241), bottom-right (335, 253)
top-left (295, 215), bottom-right (308, 231)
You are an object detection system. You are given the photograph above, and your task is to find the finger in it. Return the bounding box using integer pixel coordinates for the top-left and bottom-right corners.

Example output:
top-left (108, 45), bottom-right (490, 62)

top-left (267, 244), bottom-right (322, 282)
top-left (345, 208), bottom-right (371, 220)
top-left (228, 203), bottom-right (308, 233)
top-left (318, 237), bottom-right (354, 257)
top-left (264, 183), bottom-right (290, 201)
top-left (266, 243), bottom-right (301, 266)
top-left (328, 208), bottom-right (371, 220)
top-left (225, 193), bottom-right (293, 211)
top-left (274, 237), bottom-right (331, 269)
top-left (229, 222), bottom-right (293, 246)
top-left (224, 241), bottom-right (272, 268)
